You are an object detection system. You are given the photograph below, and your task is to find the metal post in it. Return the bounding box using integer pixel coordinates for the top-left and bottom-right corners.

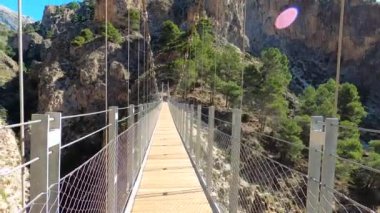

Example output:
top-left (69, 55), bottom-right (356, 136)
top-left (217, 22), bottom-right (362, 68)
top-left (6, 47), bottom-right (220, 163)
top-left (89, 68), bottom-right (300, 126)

top-left (180, 105), bottom-right (184, 137)
top-left (177, 104), bottom-right (180, 126)
top-left (320, 118), bottom-right (339, 213)
top-left (47, 112), bottom-right (61, 212)
top-left (229, 108), bottom-right (242, 213)
top-left (183, 104), bottom-right (186, 138)
top-left (137, 105), bottom-right (144, 166)
top-left (107, 106), bottom-right (118, 213)
top-left (306, 116), bottom-right (324, 213)
top-left (17, 0), bottom-right (25, 207)
top-left (140, 104), bottom-right (144, 156)
top-left (189, 104), bottom-right (194, 156)
top-left (147, 103), bottom-right (150, 147)
top-left (180, 104), bottom-right (183, 133)
top-left (206, 106), bottom-right (215, 190)
top-left (127, 105), bottom-right (135, 190)
top-left (144, 103), bottom-right (148, 152)
top-left (174, 103), bottom-right (178, 125)
top-left (184, 104), bottom-right (189, 148)
top-left (143, 104), bottom-right (147, 152)
top-left (30, 114), bottom-right (49, 213)
top-left (175, 103), bottom-right (178, 125)
top-left (167, 81), bottom-right (170, 98)
top-left (184, 104), bottom-right (187, 140)
top-left (196, 105), bottom-right (202, 167)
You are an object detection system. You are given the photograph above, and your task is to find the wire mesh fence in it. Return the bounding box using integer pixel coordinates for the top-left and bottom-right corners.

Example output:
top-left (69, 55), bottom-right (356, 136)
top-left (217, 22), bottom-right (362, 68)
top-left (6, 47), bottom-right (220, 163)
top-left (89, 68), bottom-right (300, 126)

top-left (169, 101), bottom-right (379, 213)
top-left (58, 141), bottom-right (110, 212)
top-left (328, 151), bottom-right (379, 213)
top-left (117, 124), bottom-right (136, 211)
top-left (211, 128), bottom-right (232, 212)
top-left (0, 102), bottom-right (161, 212)
top-left (239, 142), bottom-right (309, 213)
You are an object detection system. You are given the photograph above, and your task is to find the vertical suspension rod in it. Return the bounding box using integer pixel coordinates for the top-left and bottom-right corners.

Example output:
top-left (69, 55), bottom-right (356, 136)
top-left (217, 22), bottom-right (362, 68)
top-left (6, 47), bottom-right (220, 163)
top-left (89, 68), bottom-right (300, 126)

top-left (18, 0), bottom-right (25, 207)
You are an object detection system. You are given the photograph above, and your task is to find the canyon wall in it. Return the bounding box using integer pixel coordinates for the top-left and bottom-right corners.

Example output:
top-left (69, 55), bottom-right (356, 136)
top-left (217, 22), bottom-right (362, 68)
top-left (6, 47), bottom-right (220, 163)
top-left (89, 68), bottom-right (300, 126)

top-left (147, 0), bottom-right (380, 126)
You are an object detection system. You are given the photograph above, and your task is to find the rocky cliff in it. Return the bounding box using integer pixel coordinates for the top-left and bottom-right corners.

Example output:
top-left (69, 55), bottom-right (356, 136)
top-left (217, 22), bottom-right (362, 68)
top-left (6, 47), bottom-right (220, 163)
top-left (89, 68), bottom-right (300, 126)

top-left (242, 0), bottom-right (380, 127)
top-left (27, 1), bottom-right (154, 174)
top-left (0, 121), bottom-right (27, 212)
top-left (146, 0), bottom-right (380, 127)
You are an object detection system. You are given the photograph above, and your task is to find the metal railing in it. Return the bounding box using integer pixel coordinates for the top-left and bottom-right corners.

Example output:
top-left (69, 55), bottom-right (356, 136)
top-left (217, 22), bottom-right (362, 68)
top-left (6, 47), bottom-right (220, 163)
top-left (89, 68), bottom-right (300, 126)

top-left (0, 101), bottom-right (161, 212)
top-left (168, 101), bottom-right (378, 213)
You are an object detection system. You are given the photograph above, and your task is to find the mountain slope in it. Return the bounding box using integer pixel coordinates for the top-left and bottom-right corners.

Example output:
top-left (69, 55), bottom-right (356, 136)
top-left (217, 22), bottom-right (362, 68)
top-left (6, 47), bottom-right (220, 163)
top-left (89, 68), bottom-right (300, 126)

top-left (0, 5), bottom-right (34, 31)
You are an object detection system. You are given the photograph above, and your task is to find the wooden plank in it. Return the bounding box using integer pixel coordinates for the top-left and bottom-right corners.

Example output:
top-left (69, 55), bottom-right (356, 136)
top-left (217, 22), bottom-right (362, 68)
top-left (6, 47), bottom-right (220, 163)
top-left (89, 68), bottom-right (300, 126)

top-left (132, 103), bottom-right (212, 213)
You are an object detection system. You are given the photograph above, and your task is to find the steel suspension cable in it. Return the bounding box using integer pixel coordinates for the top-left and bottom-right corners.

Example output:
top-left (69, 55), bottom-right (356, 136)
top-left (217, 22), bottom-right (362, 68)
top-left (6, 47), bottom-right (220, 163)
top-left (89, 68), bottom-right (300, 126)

top-left (127, 3), bottom-right (131, 106)
top-left (137, 12), bottom-right (140, 105)
top-left (212, 1), bottom-right (220, 105)
top-left (200, 0), bottom-right (205, 94)
top-left (105, 0), bottom-right (109, 143)
top-left (184, 39), bottom-right (189, 102)
top-left (239, 0), bottom-right (247, 110)
top-left (17, 0), bottom-right (25, 206)
top-left (143, 5), bottom-right (147, 103)
top-left (334, 0), bottom-right (346, 116)
top-left (185, 35), bottom-right (191, 102)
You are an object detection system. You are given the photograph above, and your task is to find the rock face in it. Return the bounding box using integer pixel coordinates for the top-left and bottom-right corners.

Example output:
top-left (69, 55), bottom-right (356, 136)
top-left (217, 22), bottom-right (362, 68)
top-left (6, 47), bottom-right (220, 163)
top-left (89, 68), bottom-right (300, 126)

top-left (95, 0), bottom-right (143, 25)
top-left (0, 120), bottom-right (27, 212)
top-left (238, 0), bottom-right (380, 127)
top-left (0, 51), bottom-right (24, 124)
top-left (147, 0), bottom-right (380, 127)
top-left (0, 5), bottom-right (34, 31)
top-left (0, 51), bottom-right (17, 87)
top-left (9, 32), bottom-right (51, 65)
top-left (30, 2), bottom-right (154, 174)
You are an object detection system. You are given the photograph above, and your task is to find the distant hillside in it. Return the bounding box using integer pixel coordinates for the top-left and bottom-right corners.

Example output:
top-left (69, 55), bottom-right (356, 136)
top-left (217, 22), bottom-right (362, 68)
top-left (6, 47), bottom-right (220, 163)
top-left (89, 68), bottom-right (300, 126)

top-left (0, 5), bottom-right (34, 31)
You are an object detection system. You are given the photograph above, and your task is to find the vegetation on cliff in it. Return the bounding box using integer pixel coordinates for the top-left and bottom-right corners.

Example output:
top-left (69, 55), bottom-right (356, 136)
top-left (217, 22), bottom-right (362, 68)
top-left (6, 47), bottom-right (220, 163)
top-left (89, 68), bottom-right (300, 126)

top-left (156, 16), bottom-right (379, 209)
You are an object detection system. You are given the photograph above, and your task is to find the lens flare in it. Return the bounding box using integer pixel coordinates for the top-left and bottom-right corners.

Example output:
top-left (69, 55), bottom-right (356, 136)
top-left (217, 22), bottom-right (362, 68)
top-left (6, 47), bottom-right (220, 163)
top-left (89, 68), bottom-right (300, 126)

top-left (275, 7), bottom-right (299, 29)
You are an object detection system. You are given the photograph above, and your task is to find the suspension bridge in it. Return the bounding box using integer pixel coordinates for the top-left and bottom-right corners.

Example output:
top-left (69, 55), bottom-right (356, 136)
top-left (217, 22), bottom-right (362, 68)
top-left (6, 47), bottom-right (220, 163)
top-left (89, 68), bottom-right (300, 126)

top-left (1, 93), bottom-right (379, 212)
top-left (1, 0), bottom-right (380, 212)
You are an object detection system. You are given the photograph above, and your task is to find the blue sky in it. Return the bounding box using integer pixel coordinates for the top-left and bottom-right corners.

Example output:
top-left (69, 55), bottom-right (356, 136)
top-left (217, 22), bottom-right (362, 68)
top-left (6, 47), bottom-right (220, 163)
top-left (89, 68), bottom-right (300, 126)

top-left (1, 0), bottom-right (81, 21)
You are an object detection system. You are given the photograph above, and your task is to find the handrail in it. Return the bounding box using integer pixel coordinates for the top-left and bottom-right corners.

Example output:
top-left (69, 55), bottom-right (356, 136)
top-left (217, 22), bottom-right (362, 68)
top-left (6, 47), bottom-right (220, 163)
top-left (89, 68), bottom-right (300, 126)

top-left (61, 124), bottom-right (112, 149)
top-left (62, 109), bottom-right (111, 120)
top-left (0, 120), bottom-right (42, 129)
top-left (0, 157), bottom-right (40, 176)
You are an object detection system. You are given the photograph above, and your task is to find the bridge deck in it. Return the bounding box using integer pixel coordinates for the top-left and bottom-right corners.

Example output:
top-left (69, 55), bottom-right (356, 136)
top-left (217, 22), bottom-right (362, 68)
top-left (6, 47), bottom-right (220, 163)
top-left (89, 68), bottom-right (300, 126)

top-left (132, 103), bottom-right (211, 213)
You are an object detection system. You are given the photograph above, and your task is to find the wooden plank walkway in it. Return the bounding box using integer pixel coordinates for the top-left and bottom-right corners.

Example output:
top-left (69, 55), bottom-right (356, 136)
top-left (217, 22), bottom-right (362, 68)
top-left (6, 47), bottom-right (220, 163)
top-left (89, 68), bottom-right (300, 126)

top-left (132, 103), bottom-right (212, 213)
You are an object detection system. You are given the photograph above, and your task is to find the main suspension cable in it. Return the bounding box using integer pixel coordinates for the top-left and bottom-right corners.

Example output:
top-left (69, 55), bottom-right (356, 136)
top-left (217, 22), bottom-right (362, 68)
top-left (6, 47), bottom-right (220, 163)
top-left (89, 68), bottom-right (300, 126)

top-left (137, 8), bottom-right (140, 105)
top-left (239, 0), bottom-right (247, 110)
top-left (127, 3), bottom-right (131, 106)
top-left (105, 0), bottom-right (109, 143)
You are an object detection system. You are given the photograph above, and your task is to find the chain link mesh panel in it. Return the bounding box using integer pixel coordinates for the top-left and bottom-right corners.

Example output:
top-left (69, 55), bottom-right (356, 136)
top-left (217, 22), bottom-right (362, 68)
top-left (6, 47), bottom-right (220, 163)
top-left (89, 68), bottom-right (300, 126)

top-left (17, 103), bottom-right (161, 213)
top-left (211, 128), bottom-right (232, 212)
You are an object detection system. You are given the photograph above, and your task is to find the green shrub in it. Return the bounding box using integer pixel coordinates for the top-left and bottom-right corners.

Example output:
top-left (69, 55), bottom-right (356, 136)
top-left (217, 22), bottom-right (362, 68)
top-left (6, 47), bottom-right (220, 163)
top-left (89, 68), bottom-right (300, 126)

top-left (24, 24), bottom-right (35, 33)
top-left (67, 2), bottom-right (80, 10)
top-left (369, 140), bottom-right (380, 153)
top-left (80, 28), bottom-right (94, 41)
top-left (71, 14), bottom-right (87, 23)
top-left (46, 30), bottom-right (54, 38)
top-left (159, 20), bottom-right (181, 46)
top-left (57, 6), bottom-right (65, 15)
top-left (71, 36), bottom-right (86, 46)
top-left (102, 22), bottom-right (123, 44)
top-left (71, 28), bottom-right (94, 46)
top-left (129, 9), bottom-right (140, 31)
top-left (5, 45), bottom-right (15, 58)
